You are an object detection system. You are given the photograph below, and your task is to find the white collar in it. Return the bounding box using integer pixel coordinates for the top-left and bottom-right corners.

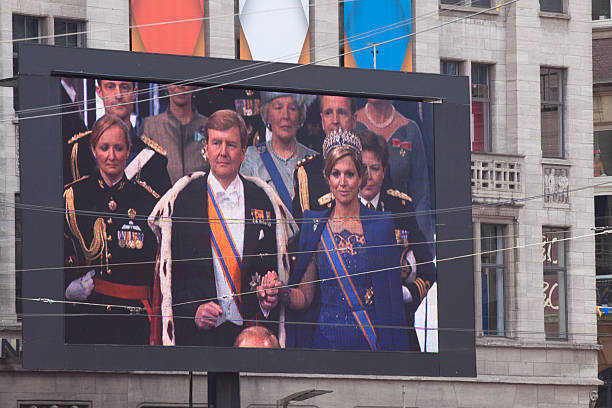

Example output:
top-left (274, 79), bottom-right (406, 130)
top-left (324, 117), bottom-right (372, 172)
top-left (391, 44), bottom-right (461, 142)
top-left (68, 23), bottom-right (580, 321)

top-left (208, 172), bottom-right (242, 195)
top-left (359, 192), bottom-right (380, 209)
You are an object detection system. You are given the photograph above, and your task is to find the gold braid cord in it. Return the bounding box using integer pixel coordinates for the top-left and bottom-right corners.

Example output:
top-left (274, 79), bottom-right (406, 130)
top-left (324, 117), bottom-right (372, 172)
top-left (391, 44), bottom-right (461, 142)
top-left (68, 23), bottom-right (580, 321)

top-left (70, 143), bottom-right (80, 181)
top-left (64, 187), bottom-right (107, 265)
top-left (297, 165), bottom-right (310, 212)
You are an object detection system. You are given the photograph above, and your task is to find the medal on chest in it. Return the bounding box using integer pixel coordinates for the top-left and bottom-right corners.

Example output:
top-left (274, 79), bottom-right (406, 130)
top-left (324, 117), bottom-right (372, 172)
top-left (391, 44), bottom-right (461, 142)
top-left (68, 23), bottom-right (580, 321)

top-left (117, 208), bottom-right (144, 249)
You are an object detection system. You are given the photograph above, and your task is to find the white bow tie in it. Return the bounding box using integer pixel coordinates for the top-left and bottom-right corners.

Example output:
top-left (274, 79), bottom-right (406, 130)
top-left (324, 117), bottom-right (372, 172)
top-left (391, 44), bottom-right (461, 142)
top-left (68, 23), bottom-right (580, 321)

top-left (216, 189), bottom-right (240, 208)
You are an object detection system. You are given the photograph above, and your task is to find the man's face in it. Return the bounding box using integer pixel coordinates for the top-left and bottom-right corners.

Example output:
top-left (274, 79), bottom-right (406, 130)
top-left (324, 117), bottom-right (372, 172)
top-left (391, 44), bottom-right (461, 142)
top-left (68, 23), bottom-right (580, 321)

top-left (320, 96), bottom-right (354, 135)
top-left (361, 149), bottom-right (385, 201)
top-left (205, 126), bottom-right (245, 185)
top-left (168, 84), bottom-right (194, 107)
top-left (96, 80), bottom-right (136, 122)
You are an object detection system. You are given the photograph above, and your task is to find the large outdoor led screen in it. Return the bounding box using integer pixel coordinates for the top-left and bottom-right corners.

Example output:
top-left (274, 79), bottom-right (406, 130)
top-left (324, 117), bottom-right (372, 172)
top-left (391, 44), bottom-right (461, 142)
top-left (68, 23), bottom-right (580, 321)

top-left (19, 44), bottom-right (474, 376)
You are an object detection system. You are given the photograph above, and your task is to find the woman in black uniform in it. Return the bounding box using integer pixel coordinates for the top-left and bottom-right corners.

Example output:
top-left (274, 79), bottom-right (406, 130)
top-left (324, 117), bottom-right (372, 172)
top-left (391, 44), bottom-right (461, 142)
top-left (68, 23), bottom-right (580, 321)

top-left (64, 114), bottom-right (160, 345)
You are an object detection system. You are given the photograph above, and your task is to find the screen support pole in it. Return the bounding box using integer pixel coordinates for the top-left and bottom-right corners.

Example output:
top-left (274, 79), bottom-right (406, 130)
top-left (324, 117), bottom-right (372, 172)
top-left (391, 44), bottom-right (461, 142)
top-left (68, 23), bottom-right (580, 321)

top-left (189, 371), bottom-right (193, 408)
top-left (208, 372), bottom-right (241, 408)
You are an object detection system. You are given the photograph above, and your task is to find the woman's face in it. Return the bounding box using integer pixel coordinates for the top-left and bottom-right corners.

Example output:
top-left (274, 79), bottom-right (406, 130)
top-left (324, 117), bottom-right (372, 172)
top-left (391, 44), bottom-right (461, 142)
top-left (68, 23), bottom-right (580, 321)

top-left (92, 125), bottom-right (129, 183)
top-left (361, 150), bottom-right (385, 201)
top-left (266, 96), bottom-right (301, 143)
top-left (327, 155), bottom-right (362, 206)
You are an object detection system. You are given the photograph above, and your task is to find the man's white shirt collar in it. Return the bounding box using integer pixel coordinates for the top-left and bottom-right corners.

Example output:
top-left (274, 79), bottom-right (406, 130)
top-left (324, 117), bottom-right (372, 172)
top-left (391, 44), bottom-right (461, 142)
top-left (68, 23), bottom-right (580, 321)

top-left (208, 172), bottom-right (243, 207)
top-left (360, 192), bottom-right (380, 209)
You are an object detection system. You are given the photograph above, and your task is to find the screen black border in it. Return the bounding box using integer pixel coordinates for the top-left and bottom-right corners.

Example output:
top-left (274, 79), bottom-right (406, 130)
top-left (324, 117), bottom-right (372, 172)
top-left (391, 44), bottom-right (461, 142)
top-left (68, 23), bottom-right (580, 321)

top-left (18, 44), bottom-right (474, 376)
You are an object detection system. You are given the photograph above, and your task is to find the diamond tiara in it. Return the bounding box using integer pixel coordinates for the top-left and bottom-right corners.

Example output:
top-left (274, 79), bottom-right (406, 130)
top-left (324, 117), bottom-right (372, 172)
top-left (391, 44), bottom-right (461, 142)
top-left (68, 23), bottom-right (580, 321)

top-left (322, 128), bottom-right (362, 158)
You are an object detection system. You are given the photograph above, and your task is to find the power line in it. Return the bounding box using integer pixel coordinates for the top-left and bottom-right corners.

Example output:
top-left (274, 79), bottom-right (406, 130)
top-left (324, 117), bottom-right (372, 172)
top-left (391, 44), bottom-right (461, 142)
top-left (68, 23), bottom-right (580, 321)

top-left (7, 0), bottom-right (518, 124)
top-left (17, 228), bottom-right (601, 311)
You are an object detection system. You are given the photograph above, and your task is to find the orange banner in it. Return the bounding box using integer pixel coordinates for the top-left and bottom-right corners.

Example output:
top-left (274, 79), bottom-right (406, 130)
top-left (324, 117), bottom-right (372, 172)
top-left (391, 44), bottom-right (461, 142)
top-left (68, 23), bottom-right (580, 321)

top-left (130, 0), bottom-right (206, 56)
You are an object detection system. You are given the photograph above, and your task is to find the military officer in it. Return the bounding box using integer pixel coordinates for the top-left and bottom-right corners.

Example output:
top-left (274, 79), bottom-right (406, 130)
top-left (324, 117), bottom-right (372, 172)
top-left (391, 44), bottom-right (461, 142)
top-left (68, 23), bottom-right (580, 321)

top-left (64, 114), bottom-right (159, 345)
top-left (65, 79), bottom-right (172, 197)
top-left (358, 129), bottom-right (435, 351)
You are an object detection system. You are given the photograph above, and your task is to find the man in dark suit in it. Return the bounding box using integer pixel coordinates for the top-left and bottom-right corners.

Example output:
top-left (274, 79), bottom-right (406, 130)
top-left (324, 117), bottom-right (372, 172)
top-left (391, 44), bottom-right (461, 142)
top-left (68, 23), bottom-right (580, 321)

top-left (149, 109), bottom-right (288, 347)
top-left (292, 95), bottom-right (358, 219)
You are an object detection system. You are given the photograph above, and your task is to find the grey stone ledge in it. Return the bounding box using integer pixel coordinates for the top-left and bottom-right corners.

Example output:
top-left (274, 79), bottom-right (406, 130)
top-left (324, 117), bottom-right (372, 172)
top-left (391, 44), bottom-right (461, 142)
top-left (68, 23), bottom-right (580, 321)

top-left (439, 4), bottom-right (500, 16)
top-left (539, 11), bottom-right (571, 21)
top-left (476, 336), bottom-right (601, 351)
top-left (541, 157), bottom-right (571, 167)
top-left (241, 372), bottom-right (602, 386)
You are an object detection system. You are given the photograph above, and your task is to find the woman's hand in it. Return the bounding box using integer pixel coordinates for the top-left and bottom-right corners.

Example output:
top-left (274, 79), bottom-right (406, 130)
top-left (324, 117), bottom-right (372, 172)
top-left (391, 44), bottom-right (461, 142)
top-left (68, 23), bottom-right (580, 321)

top-left (65, 269), bottom-right (95, 301)
top-left (257, 270), bottom-right (281, 311)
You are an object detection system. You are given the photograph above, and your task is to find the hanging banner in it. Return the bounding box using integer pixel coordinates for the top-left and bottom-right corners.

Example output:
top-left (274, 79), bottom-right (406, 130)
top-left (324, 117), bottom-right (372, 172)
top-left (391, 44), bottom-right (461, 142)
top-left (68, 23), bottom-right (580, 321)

top-left (238, 0), bottom-right (310, 63)
top-left (130, 0), bottom-right (206, 56)
top-left (343, 0), bottom-right (412, 71)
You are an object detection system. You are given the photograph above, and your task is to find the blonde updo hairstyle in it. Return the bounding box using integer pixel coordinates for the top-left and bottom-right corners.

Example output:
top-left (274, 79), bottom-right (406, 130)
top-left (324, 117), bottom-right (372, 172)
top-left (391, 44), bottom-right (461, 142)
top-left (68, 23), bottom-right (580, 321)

top-left (323, 146), bottom-right (367, 188)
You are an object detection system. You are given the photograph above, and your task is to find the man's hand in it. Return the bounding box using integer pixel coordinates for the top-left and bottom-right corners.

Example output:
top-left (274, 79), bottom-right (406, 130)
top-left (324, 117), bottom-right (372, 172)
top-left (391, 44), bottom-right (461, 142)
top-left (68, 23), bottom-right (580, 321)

top-left (65, 269), bottom-right (95, 301)
top-left (195, 302), bottom-right (223, 330)
top-left (257, 270), bottom-right (281, 311)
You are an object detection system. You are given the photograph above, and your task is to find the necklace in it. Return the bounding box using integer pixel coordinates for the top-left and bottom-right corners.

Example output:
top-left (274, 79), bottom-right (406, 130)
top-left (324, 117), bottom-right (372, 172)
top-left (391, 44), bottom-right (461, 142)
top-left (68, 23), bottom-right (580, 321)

top-left (365, 103), bottom-right (395, 129)
top-left (270, 139), bottom-right (298, 161)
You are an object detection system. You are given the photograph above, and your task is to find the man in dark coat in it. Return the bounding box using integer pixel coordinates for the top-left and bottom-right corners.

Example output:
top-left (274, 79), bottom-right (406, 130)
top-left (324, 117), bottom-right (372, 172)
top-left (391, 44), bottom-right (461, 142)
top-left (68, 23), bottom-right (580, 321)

top-left (148, 110), bottom-right (296, 347)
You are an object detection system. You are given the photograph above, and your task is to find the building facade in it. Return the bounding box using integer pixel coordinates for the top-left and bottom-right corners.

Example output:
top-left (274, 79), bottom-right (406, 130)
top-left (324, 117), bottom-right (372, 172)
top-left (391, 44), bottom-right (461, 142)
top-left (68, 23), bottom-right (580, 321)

top-left (0, 0), bottom-right (599, 407)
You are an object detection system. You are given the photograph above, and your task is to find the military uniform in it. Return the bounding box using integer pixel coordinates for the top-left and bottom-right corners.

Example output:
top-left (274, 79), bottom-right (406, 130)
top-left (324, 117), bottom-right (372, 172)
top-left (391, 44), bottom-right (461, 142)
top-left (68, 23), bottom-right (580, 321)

top-left (64, 172), bottom-right (158, 345)
top-left (291, 153), bottom-right (330, 220)
top-left (65, 128), bottom-right (172, 198)
top-left (367, 189), bottom-right (436, 352)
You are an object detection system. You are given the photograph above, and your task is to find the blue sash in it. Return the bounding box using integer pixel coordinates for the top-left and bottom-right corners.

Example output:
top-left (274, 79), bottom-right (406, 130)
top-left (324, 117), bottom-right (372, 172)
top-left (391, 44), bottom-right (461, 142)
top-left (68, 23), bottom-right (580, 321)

top-left (257, 143), bottom-right (293, 211)
top-left (320, 223), bottom-right (378, 351)
top-left (207, 182), bottom-right (243, 314)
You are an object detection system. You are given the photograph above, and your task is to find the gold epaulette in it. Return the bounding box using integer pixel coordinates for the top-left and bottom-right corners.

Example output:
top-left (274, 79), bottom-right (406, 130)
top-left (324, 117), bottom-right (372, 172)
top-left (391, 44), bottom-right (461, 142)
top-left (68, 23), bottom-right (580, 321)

top-left (317, 192), bottom-right (333, 207)
top-left (387, 189), bottom-right (412, 203)
top-left (141, 135), bottom-right (167, 156)
top-left (297, 153), bottom-right (319, 167)
top-left (64, 175), bottom-right (89, 190)
top-left (136, 179), bottom-right (161, 199)
top-left (67, 130), bottom-right (92, 145)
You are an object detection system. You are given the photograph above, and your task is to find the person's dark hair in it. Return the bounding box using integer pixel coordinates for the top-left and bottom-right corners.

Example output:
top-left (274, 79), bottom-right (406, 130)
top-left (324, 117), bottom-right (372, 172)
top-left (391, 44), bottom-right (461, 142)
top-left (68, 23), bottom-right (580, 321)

top-left (323, 147), bottom-right (367, 187)
top-left (358, 129), bottom-right (389, 168)
top-left (317, 94), bottom-right (358, 115)
top-left (205, 109), bottom-right (248, 148)
top-left (90, 114), bottom-right (131, 150)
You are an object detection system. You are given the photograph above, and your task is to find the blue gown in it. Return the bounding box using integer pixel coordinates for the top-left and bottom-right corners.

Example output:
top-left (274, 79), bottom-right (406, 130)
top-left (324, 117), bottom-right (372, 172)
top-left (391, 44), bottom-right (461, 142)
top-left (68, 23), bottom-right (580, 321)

top-left (312, 229), bottom-right (375, 350)
top-left (286, 205), bottom-right (411, 351)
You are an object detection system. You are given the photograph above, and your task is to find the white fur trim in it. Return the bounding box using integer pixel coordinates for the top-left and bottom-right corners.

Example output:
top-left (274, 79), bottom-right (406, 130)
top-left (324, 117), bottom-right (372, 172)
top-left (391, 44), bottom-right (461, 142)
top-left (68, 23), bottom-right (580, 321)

top-left (243, 175), bottom-right (298, 347)
top-left (148, 172), bottom-right (298, 347)
top-left (148, 171), bottom-right (207, 345)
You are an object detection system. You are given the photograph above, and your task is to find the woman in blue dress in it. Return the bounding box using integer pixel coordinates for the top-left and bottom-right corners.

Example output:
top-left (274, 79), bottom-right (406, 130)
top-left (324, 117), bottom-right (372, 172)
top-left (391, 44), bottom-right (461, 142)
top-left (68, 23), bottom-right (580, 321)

top-left (281, 129), bottom-right (410, 351)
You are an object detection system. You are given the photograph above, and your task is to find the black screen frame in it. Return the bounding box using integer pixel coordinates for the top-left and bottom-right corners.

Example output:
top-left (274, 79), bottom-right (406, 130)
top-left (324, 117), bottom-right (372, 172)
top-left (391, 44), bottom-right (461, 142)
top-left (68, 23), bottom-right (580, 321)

top-left (18, 44), bottom-right (474, 376)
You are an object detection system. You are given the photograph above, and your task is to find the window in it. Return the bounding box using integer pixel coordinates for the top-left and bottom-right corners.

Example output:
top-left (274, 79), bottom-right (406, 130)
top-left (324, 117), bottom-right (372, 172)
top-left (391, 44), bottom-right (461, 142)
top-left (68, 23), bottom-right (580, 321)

top-left (480, 224), bottom-right (505, 336)
top-left (441, 0), bottom-right (491, 7)
top-left (594, 0), bottom-right (612, 20)
top-left (542, 228), bottom-right (568, 340)
top-left (540, 0), bottom-right (564, 13)
top-left (12, 15), bottom-right (42, 76)
top-left (594, 131), bottom-right (612, 177)
top-left (54, 19), bottom-right (86, 48)
top-left (440, 60), bottom-right (460, 76)
top-left (471, 63), bottom-right (491, 152)
top-left (540, 67), bottom-right (564, 158)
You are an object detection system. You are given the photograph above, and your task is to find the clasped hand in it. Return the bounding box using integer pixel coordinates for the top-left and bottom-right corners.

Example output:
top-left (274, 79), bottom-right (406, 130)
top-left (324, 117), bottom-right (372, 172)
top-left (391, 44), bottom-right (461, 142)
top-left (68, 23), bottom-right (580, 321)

top-left (257, 270), bottom-right (282, 311)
